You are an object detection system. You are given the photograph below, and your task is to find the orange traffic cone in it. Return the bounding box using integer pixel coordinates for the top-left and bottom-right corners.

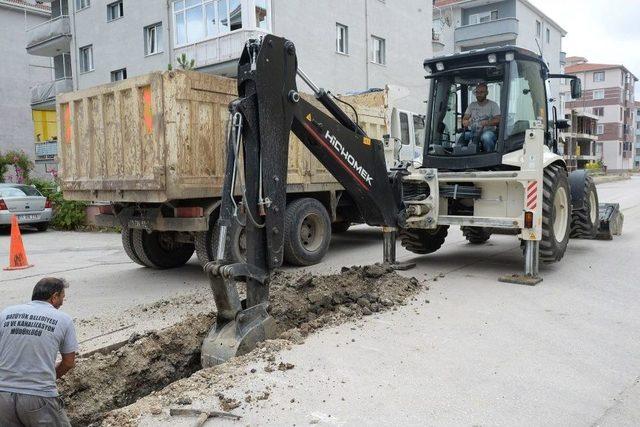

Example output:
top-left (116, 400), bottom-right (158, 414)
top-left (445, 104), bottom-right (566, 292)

top-left (4, 215), bottom-right (34, 271)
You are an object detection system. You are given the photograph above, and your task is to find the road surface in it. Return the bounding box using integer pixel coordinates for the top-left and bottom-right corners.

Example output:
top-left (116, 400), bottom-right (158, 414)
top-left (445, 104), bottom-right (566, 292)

top-left (1, 177), bottom-right (638, 425)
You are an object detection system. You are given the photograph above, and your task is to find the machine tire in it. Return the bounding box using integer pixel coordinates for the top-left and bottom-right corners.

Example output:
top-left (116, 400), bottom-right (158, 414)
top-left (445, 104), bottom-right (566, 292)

top-left (195, 215), bottom-right (246, 266)
top-left (461, 226), bottom-right (491, 244)
top-left (121, 227), bottom-right (146, 266)
top-left (331, 221), bottom-right (351, 234)
top-left (539, 164), bottom-right (571, 263)
top-left (399, 225), bottom-right (449, 254)
top-left (570, 174), bottom-right (599, 239)
top-left (132, 229), bottom-right (194, 269)
top-left (283, 198), bottom-right (331, 266)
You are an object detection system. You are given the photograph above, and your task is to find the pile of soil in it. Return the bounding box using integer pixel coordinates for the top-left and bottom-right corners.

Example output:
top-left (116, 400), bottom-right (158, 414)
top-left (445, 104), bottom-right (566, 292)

top-left (59, 265), bottom-right (425, 426)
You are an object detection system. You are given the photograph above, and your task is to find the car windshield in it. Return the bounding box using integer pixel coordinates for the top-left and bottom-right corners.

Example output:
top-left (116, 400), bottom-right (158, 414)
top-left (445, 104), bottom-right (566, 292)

top-left (0, 186), bottom-right (43, 197)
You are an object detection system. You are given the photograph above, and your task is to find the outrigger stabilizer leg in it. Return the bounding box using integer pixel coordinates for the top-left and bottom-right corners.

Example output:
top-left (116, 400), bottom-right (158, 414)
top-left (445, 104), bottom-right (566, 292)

top-left (499, 239), bottom-right (543, 286)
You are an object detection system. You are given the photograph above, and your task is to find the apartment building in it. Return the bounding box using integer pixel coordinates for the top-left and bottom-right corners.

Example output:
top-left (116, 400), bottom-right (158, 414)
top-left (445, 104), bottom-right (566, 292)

top-left (635, 101), bottom-right (640, 168)
top-left (1, 0), bottom-right (55, 177)
top-left (35, 0), bottom-right (432, 114)
top-left (432, 0), bottom-right (567, 114)
top-left (564, 57), bottom-right (637, 171)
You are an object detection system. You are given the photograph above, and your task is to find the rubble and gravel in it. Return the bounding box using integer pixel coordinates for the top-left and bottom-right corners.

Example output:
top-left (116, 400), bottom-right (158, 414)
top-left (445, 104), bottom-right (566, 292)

top-left (58, 265), bottom-right (427, 426)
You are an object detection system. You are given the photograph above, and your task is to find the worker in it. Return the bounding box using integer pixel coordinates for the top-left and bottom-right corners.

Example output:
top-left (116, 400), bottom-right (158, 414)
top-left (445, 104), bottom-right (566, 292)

top-left (0, 277), bottom-right (78, 427)
top-left (458, 82), bottom-right (501, 151)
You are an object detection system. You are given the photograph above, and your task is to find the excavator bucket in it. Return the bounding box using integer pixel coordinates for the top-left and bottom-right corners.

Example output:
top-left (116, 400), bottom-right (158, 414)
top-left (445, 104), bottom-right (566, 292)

top-left (201, 262), bottom-right (277, 367)
top-left (201, 301), bottom-right (276, 367)
top-left (595, 203), bottom-right (623, 240)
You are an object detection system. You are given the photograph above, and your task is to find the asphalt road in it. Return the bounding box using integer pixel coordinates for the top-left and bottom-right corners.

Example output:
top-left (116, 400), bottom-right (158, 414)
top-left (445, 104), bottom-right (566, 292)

top-left (1, 177), bottom-right (639, 425)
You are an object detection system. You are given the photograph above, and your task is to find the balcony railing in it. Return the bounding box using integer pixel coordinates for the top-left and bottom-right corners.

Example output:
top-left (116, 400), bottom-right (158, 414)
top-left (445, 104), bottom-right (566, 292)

top-left (26, 15), bottom-right (71, 57)
top-left (454, 18), bottom-right (519, 47)
top-left (173, 29), bottom-right (269, 72)
top-left (35, 140), bottom-right (58, 160)
top-left (31, 77), bottom-right (73, 106)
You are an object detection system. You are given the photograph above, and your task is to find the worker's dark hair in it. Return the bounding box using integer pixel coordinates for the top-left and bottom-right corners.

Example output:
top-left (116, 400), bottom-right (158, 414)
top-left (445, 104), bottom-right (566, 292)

top-left (32, 277), bottom-right (68, 301)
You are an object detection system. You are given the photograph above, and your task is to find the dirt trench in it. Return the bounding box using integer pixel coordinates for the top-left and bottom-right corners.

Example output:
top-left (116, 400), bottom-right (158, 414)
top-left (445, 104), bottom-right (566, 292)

top-left (59, 265), bottom-right (424, 425)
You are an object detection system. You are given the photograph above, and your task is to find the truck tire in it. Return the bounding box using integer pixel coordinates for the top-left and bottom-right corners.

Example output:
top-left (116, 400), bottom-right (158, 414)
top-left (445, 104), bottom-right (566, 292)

top-left (400, 225), bottom-right (449, 254)
top-left (570, 174), bottom-right (599, 238)
top-left (195, 217), bottom-right (246, 266)
top-left (132, 229), bottom-right (194, 269)
top-left (539, 164), bottom-right (571, 263)
top-left (283, 198), bottom-right (331, 266)
top-left (331, 221), bottom-right (351, 234)
top-left (461, 226), bottom-right (491, 244)
top-left (121, 227), bottom-right (146, 266)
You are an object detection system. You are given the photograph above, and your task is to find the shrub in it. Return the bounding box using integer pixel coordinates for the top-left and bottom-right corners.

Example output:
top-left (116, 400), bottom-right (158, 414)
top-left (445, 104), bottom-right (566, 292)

top-left (26, 177), bottom-right (87, 230)
top-left (0, 150), bottom-right (34, 183)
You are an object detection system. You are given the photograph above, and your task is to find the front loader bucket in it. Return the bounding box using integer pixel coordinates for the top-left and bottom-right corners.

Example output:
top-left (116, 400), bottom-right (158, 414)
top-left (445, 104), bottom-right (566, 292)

top-left (595, 203), bottom-right (624, 240)
top-left (201, 303), bottom-right (276, 367)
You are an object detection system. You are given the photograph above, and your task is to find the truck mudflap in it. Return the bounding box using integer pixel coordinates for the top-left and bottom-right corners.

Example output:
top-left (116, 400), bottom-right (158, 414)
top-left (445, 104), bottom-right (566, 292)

top-left (595, 203), bottom-right (623, 240)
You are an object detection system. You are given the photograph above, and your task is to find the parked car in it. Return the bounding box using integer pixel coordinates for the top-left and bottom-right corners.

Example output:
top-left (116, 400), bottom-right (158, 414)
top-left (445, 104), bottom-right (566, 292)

top-left (0, 184), bottom-right (52, 231)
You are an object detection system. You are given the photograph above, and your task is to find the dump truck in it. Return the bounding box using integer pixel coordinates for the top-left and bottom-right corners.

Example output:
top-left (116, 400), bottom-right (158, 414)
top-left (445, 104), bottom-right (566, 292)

top-left (57, 71), bottom-right (424, 268)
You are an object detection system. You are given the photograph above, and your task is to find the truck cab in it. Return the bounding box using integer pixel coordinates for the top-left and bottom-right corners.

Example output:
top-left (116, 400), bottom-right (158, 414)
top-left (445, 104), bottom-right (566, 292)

top-left (388, 108), bottom-right (426, 165)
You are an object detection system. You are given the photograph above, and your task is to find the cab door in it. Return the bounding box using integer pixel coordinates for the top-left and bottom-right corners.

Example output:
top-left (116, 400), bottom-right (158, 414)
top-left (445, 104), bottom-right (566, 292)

top-left (397, 110), bottom-right (415, 162)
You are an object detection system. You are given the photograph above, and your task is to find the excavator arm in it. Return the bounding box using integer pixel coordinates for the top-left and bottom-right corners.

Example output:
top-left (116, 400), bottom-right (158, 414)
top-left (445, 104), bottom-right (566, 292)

top-left (201, 35), bottom-right (402, 366)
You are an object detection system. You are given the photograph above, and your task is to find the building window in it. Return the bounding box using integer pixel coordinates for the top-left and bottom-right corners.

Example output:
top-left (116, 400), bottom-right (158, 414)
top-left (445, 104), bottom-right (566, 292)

top-left (593, 107), bottom-right (604, 116)
top-left (546, 28), bottom-right (550, 43)
top-left (255, 0), bottom-right (269, 30)
top-left (107, 0), bottom-right (123, 21)
top-left (620, 107), bottom-right (623, 121)
top-left (468, 10), bottom-right (497, 25)
top-left (79, 45), bottom-right (94, 73)
top-left (371, 35), bottom-right (385, 65)
top-left (593, 71), bottom-right (605, 82)
top-left (596, 124), bottom-right (604, 135)
top-left (76, 0), bottom-right (90, 10)
top-left (536, 20), bottom-right (541, 37)
top-left (173, 0), bottom-right (242, 46)
top-left (111, 68), bottom-right (127, 82)
top-left (54, 53), bottom-right (72, 79)
top-left (144, 23), bottom-right (163, 55)
top-left (336, 23), bottom-right (348, 54)
top-left (593, 89), bottom-right (604, 100)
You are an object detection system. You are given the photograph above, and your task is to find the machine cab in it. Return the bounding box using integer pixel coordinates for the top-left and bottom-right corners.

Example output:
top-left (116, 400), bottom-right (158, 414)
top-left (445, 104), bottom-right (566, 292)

top-left (422, 47), bottom-right (550, 170)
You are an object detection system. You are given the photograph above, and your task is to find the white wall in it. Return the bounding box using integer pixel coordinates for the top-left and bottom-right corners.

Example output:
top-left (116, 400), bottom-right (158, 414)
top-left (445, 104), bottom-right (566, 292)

top-left (272, 0), bottom-right (432, 113)
top-left (0, 6), bottom-right (51, 164)
top-left (70, 0), bottom-right (170, 89)
top-left (515, 1), bottom-right (563, 113)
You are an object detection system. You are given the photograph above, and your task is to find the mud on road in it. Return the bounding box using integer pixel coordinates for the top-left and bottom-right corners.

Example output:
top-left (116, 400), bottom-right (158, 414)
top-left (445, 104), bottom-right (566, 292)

top-left (59, 265), bottom-right (427, 426)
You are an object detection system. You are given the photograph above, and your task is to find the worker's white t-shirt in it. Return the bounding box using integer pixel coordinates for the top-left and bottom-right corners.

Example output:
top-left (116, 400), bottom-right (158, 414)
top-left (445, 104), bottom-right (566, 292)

top-left (0, 301), bottom-right (78, 397)
top-left (465, 100), bottom-right (500, 131)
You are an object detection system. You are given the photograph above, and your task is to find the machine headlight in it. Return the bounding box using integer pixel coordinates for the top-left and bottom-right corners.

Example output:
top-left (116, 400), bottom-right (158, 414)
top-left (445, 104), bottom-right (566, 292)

top-left (424, 64), bottom-right (432, 74)
top-left (435, 62), bottom-right (445, 71)
top-left (505, 52), bottom-right (515, 62)
top-left (488, 54), bottom-right (497, 64)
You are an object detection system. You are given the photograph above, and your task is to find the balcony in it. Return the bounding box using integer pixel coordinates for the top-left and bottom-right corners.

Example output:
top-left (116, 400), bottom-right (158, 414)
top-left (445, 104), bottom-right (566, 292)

top-left (173, 29), bottom-right (269, 76)
top-left (26, 15), bottom-right (71, 57)
top-left (31, 78), bottom-right (73, 108)
top-left (432, 30), bottom-right (445, 53)
top-left (454, 18), bottom-right (519, 49)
